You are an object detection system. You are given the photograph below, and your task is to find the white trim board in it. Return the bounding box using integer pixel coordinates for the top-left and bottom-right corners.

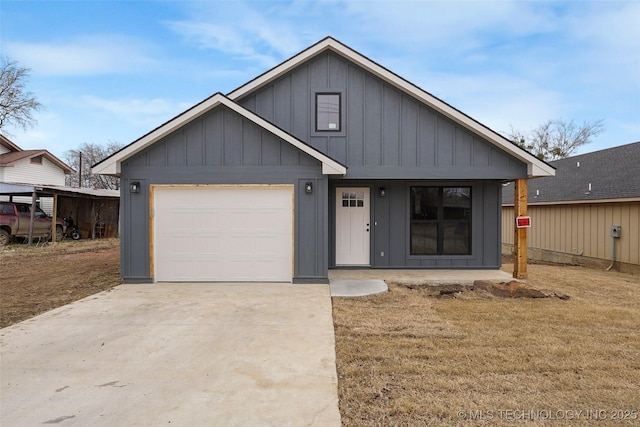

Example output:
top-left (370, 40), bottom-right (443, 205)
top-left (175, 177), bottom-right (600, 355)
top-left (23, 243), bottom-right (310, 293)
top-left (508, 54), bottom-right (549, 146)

top-left (228, 37), bottom-right (554, 178)
top-left (92, 93), bottom-right (346, 176)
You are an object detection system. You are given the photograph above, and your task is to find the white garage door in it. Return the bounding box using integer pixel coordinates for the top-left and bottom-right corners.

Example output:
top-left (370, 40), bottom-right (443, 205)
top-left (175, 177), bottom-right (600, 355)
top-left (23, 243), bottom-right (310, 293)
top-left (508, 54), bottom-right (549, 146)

top-left (153, 185), bottom-right (293, 282)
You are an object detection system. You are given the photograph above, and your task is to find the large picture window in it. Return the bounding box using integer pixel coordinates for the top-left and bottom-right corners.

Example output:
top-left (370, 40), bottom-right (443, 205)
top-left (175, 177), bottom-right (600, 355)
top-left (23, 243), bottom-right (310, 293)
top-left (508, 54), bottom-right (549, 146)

top-left (410, 186), bottom-right (471, 255)
top-left (315, 93), bottom-right (341, 131)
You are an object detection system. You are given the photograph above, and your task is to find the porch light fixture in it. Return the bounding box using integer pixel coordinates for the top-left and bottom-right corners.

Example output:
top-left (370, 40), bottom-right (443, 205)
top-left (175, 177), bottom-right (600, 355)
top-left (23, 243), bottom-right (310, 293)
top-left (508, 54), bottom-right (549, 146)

top-left (305, 182), bottom-right (313, 194)
top-left (130, 182), bottom-right (140, 193)
top-left (378, 187), bottom-right (387, 198)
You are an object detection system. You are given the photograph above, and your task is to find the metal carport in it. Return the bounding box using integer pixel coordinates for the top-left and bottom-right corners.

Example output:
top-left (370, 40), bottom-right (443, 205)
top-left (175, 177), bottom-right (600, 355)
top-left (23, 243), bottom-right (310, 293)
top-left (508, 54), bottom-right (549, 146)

top-left (0, 183), bottom-right (119, 244)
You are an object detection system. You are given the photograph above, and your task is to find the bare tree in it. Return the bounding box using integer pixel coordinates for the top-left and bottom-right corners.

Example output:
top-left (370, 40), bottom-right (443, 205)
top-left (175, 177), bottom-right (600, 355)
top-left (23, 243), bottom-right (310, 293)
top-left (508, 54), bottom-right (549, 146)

top-left (0, 56), bottom-right (43, 130)
top-left (65, 141), bottom-right (124, 190)
top-left (507, 118), bottom-right (605, 161)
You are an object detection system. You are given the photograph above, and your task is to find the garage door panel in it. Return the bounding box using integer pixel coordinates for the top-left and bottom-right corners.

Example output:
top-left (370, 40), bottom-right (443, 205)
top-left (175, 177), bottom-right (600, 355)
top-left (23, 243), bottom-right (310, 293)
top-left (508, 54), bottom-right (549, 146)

top-left (252, 235), bottom-right (287, 253)
top-left (153, 186), bottom-right (293, 282)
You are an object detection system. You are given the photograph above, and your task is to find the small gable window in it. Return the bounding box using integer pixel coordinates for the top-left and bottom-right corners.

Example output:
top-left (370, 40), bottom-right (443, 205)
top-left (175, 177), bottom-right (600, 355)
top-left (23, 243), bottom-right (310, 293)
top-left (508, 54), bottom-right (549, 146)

top-left (315, 93), bottom-right (341, 131)
top-left (31, 155), bottom-right (43, 164)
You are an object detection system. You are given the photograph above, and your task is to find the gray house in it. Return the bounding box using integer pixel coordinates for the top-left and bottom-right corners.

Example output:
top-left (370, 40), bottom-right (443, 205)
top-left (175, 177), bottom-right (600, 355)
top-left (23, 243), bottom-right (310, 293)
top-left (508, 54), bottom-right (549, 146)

top-left (94, 37), bottom-right (554, 284)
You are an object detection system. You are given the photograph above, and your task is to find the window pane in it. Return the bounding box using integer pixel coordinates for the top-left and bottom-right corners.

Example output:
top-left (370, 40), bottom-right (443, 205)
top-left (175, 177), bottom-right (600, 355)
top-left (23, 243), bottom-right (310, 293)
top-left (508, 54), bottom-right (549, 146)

top-left (411, 223), bottom-right (437, 255)
top-left (411, 187), bottom-right (439, 220)
top-left (316, 93), bottom-right (340, 131)
top-left (410, 186), bottom-right (472, 256)
top-left (443, 222), bottom-right (470, 255)
top-left (443, 187), bottom-right (471, 220)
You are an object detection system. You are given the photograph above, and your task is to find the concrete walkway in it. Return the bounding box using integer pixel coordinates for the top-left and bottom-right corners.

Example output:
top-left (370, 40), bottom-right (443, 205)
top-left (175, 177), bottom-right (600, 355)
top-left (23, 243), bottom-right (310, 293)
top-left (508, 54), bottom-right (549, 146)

top-left (0, 283), bottom-right (341, 427)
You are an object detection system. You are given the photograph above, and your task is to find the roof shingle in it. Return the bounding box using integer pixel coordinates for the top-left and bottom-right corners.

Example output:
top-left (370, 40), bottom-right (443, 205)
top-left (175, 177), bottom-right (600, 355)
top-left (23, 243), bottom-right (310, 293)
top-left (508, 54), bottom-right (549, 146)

top-left (502, 142), bottom-right (640, 203)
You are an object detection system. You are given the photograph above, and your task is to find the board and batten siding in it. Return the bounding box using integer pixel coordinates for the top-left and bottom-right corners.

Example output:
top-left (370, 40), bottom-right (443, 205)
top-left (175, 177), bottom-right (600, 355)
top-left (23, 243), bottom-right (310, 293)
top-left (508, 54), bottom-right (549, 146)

top-left (332, 180), bottom-right (504, 268)
top-left (119, 103), bottom-right (329, 283)
top-left (238, 51), bottom-right (527, 181)
top-left (502, 202), bottom-right (640, 266)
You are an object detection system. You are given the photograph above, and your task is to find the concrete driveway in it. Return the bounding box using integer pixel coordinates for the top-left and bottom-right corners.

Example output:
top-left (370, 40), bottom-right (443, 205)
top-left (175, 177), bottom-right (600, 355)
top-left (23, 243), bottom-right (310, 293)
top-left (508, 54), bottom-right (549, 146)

top-left (0, 283), bottom-right (341, 426)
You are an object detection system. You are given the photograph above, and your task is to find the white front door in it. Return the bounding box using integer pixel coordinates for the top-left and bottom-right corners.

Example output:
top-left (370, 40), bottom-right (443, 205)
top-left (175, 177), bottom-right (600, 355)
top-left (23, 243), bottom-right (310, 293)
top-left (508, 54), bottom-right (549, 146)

top-left (335, 187), bottom-right (370, 266)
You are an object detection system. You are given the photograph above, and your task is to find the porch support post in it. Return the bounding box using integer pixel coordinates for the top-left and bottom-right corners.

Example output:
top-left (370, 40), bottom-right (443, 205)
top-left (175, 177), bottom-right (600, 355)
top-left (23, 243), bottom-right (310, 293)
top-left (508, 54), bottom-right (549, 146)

top-left (28, 191), bottom-right (37, 245)
top-left (52, 194), bottom-right (58, 244)
top-left (513, 178), bottom-right (528, 279)
top-left (91, 200), bottom-right (96, 239)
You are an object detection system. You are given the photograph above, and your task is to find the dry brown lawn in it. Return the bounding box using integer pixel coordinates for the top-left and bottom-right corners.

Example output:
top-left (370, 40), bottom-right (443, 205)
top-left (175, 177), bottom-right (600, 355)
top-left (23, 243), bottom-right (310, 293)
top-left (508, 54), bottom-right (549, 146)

top-left (333, 263), bottom-right (640, 426)
top-left (0, 239), bottom-right (121, 328)
top-left (2, 241), bottom-right (639, 425)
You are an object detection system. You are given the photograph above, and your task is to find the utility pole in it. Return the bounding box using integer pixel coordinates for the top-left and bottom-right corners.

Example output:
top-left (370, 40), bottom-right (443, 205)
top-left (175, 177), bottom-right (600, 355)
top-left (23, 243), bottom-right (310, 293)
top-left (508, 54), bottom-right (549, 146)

top-left (78, 151), bottom-right (82, 188)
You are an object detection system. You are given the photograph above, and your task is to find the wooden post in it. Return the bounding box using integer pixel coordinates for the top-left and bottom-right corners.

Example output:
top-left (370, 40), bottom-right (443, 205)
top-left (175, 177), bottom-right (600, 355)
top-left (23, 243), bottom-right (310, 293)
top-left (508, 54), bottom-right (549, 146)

top-left (28, 191), bottom-right (37, 245)
top-left (52, 194), bottom-right (58, 244)
top-left (91, 201), bottom-right (96, 240)
top-left (513, 179), bottom-right (528, 279)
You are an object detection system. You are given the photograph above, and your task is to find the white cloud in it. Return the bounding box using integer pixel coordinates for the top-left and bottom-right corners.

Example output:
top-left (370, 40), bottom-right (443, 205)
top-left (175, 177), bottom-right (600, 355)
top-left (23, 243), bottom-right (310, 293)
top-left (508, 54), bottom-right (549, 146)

top-left (415, 70), bottom-right (566, 136)
top-left (81, 96), bottom-right (193, 128)
top-left (338, 0), bottom-right (559, 55)
top-left (4, 35), bottom-right (158, 76)
top-left (164, 1), bottom-right (312, 67)
top-left (3, 95), bottom-right (195, 159)
top-left (4, 0), bottom-right (637, 159)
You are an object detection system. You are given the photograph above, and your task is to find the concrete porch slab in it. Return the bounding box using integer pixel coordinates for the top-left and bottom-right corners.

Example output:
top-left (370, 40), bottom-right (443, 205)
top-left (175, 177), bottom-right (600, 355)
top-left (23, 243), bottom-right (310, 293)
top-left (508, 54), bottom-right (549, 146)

top-left (329, 269), bottom-right (519, 286)
top-left (329, 279), bottom-right (388, 297)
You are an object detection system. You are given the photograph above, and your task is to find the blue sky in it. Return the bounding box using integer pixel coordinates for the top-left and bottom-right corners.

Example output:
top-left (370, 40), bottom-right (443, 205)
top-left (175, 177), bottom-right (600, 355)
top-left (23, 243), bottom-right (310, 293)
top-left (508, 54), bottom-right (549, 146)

top-left (1, 0), bottom-right (638, 161)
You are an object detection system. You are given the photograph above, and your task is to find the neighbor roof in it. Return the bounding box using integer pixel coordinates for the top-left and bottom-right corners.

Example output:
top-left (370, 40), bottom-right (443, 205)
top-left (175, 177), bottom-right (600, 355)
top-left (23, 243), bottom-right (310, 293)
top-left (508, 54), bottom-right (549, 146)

top-left (503, 142), bottom-right (640, 204)
top-left (92, 93), bottom-right (347, 176)
top-left (228, 36), bottom-right (555, 178)
top-left (0, 182), bottom-right (118, 199)
top-left (0, 139), bottom-right (75, 175)
top-left (0, 134), bottom-right (22, 152)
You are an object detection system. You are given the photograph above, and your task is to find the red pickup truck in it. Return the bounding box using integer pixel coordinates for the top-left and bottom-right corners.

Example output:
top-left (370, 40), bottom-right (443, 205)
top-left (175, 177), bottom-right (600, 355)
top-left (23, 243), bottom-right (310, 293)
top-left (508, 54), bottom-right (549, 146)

top-left (0, 201), bottom-right (64, 246)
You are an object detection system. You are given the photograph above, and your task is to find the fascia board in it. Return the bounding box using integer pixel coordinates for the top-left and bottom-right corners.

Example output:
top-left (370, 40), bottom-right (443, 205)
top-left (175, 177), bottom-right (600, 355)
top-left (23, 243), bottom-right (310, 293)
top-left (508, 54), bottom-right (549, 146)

top-left (221, 98), bottom-right (347, 175)
top-left (503, 197), bottom-right (640, 206)
top-left (322, 162), bottom-right (347, 175)
top-left (0, 134), bottom-right (22, 152)
top-left (92, 95), bottom-right (226, 176)
top-left (228, 37), bottom-right (553, 178)
top-left (326, 43), bottom-right (554, 177)
top-left (528, 162), bottom-right (556, 178)
top-left (228, 39), bottom-right (331, 100)
top-left (92, 93), bottom-right (347, 176)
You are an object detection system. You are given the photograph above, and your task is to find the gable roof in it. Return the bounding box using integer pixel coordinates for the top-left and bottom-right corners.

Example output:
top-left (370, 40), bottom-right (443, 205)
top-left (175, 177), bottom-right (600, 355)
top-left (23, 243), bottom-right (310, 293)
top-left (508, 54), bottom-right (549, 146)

top-left (0, 135), bottom-right (75, 174)
top-left (503, 142), bottom-right (640, 204)
top-left (228, 36), bottom-right (554, 178)
top-left (0, 134), bottom-right (22, 152)
top-left (92, 93), bottom-right (346, 176)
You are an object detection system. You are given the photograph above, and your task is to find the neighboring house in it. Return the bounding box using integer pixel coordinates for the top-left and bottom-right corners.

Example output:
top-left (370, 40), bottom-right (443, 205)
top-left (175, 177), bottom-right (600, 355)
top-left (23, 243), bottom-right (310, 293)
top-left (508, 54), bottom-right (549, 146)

top-left (0, 134), bottom-right (75, 214)
top-left (0, 134), bottom-right (74, 186)
top-left (94, 37), bottom-right (554, 284)
top-left (502, 142), bottom-right (640, 273)
top-left (0, 135), bottom-right (120, 239)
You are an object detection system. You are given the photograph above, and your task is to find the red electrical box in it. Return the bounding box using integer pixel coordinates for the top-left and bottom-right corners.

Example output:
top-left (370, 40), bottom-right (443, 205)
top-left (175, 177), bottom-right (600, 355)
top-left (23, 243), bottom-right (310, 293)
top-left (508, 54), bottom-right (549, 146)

top-left (516, 216), bottom-right (531, 228)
